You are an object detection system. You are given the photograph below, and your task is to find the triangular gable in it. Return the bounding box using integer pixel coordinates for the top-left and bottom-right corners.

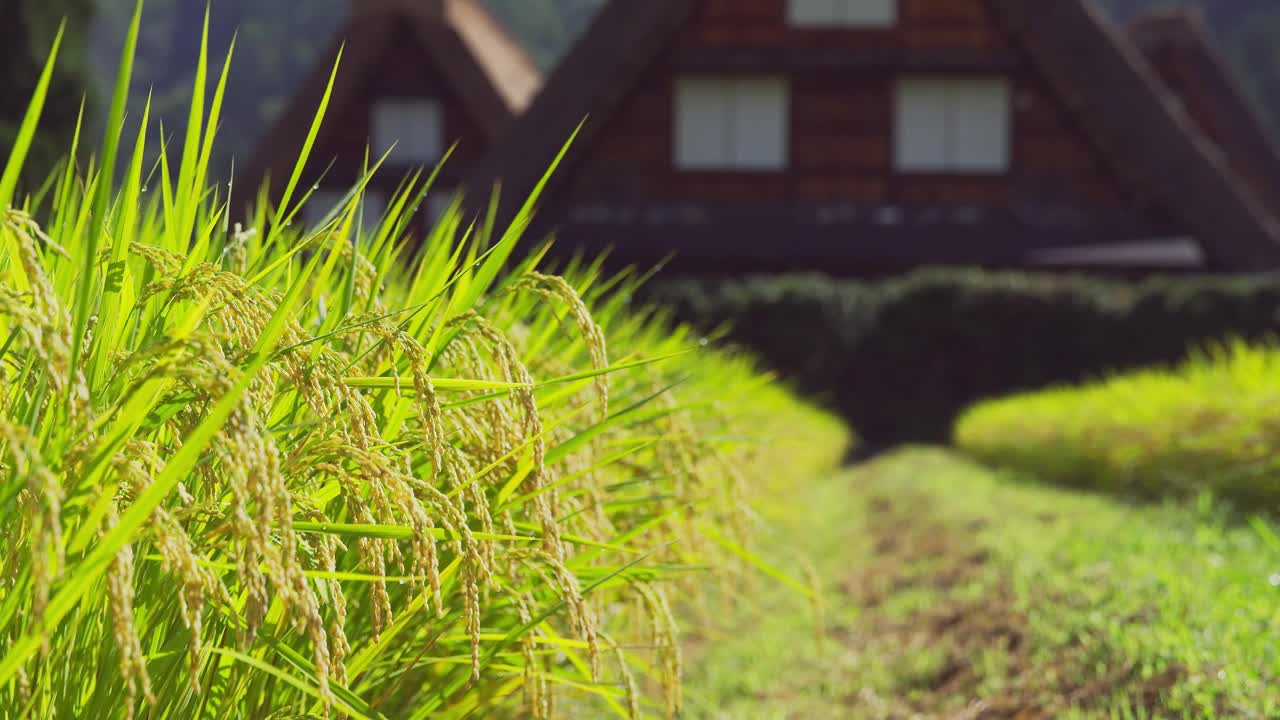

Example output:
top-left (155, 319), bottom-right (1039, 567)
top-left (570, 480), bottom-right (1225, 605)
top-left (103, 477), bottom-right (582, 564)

top-left (466, 0), bottom-right (1280, 270)
top-left (1126, 8), bottom-right (1280, 223)
top-left (239, 0), bottom-right (540, 204)
top-left (989, 0), bottom-right (1280, 269)
top-left (462, 0), bottom-right (695, 222)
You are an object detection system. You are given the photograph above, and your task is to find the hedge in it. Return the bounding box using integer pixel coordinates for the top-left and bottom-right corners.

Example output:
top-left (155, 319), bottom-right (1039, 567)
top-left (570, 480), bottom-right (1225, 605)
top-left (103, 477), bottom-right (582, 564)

top-left (645, 268), bottom-right (1280, 446)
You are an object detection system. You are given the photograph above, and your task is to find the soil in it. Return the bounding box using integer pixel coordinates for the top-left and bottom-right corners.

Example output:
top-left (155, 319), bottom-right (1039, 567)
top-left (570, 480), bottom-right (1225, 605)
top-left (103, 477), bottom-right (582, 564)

top-left (834, 494), bottom-right (1183, 720)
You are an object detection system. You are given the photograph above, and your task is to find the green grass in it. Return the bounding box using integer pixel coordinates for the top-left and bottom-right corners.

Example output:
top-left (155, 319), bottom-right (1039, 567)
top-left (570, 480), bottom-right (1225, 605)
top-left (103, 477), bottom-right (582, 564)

top-left (0, 8), bottom-right (849, 718)
top-left (955, 340), bottom-right (1280, 509)
top-left (683, 449), bottom-right (1280, 719)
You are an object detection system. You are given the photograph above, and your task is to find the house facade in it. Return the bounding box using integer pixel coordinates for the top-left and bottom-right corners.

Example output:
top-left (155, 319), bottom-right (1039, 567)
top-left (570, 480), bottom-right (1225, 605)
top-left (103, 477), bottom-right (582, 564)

top-left (238, 0), bottom-right (540, 231)
top-left (465, 0), bottom-right (1280, 273)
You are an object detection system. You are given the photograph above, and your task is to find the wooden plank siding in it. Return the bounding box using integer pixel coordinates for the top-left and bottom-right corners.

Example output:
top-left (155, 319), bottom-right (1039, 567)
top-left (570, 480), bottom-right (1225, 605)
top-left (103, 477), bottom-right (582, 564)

top-left (298, 24), bottom-right (489, 198)
top-left (237, 0), bottom-right (540, 233)
top-left (463, 0), bottom-right (1280, 272)
top-left (550, 0), bottom-right (1152, 240)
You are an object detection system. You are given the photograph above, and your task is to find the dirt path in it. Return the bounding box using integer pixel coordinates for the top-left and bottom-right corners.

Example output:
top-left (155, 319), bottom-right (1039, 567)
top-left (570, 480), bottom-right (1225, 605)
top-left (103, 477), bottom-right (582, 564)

top-left (835, 492), bottom-right (1182, 719)
top-left (680, 451), bottom-right (1226, 719)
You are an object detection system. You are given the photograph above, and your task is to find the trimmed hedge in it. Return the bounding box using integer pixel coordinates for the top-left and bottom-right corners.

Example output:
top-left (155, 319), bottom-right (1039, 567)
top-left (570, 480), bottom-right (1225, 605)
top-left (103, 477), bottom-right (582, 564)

top-left (646, 269), bottom-right (1280, 446)
top-left (954, 342), bottom-right (1280, 509)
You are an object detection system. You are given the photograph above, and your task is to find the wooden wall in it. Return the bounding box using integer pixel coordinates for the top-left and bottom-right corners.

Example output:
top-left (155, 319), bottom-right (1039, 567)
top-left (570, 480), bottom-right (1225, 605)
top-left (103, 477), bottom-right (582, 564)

top-left (559, 0), bottom-right (1150, 221)
top-left (300, 24), bottom-right (489, 197)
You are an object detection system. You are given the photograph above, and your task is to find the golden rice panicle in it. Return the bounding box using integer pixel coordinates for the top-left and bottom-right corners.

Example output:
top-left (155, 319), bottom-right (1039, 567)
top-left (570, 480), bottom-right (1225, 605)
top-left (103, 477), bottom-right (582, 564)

top-left (353, 319), bottom-right (446, 477)
top-left (104, 503), bottom-right (154, 719)
top-left (518, 549), bottom-right (601, 681)
top-left (635, 581), bottom-right (683, 719)
top-left (224, 223), bottom-right (254, 275)
top-left (308, 519), bottom-right (352, 684)
top-left (449, 312), bottom-right (565, 558)
top-left (115, 441), bottom-right (221, 689)
top-left (0, 421), bottom-right (62, 634)
top-left (508, 272), bottom-right (609, 421)
top-left (2, 211), bottom-right (91, 430)
top-left (599, 630), bottom-right (641, 720)
top-left (512, 590), bottom-right (551, 720)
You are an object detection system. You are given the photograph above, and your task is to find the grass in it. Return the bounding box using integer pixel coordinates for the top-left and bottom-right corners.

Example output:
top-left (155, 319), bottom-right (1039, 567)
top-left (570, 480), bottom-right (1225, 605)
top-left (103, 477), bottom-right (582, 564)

top-left (682, 448), bottom-right (1280, 719)
top-left (0, 8), bottom-right (849, 718)
top-left (955, 340), bottom-right (1280, 509)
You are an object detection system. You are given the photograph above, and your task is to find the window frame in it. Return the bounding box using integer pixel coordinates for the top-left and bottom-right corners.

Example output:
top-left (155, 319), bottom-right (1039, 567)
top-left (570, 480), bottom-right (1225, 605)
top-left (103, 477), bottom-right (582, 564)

top-left (302, 187), bottom-right (387, 232)
top-left (787, 0), bottom-right (897, 29)
top-left (673, 75), bottom-right (790, 172)
top-left (371, 97), bottom-right (445, 166)
top-left (893, 75), bottom-right (1012, 175)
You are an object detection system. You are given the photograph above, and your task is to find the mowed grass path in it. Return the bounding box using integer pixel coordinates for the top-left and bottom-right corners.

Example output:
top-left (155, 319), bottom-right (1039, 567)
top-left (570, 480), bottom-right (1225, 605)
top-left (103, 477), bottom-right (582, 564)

top-left (683, 449), bottom-right (1280, 719)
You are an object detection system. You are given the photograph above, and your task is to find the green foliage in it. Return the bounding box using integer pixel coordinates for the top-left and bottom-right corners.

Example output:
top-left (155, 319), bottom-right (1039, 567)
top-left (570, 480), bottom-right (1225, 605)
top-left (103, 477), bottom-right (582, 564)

top-left (955, 340), bottom-right (1280, 509)
top-left (0, 14), bottom-right (848, 718)
top-left (648, 269), bottom-right (1280, 445)
top-left (685, 449), bottom-right (1280, 718)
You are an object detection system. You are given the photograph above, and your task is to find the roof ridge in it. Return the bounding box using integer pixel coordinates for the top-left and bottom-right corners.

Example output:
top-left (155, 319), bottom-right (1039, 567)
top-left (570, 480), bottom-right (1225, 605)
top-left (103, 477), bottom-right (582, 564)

top-left (991, 0), bottom-right (1280, 267)
top-left (237, 0), bottom-right (541, 213)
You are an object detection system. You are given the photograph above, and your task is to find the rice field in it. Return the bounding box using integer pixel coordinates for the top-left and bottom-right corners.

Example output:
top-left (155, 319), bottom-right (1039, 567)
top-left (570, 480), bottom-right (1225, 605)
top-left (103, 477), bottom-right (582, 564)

top-left (0, 14), bottom-right (848, 719)
top-left (955, 340), bottom-right (1280, 510)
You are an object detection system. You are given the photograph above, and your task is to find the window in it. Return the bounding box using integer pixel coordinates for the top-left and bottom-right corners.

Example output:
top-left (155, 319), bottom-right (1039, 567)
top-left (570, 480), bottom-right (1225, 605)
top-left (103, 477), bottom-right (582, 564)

top-left (894, 77), bottom-right (1011, 173)
top-left (372, 98), bottom-right (444, 165)
top-left (788, 0), bottom-right (896, 27)
top-left (674, 76), bottom-right (789, 171)
top-left (303, 187), bottom-right (386, 232)
top-left (426, 189), bottom-right (456, 229)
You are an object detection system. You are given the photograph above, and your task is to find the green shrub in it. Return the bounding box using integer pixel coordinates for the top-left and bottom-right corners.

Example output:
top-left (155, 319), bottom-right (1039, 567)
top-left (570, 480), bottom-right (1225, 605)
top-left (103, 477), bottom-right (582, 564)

top-left (0, 16), bottom-right (849, 719)
top-left (647, 269), bottom-right (1280, 445)
top-left (954, 341), bottom-right (1280, 509)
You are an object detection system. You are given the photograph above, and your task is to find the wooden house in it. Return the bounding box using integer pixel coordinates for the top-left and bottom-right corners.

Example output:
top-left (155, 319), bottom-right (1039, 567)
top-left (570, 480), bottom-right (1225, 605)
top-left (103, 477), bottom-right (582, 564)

top-left (238, 0), bottom-right (540, 231)
top-left (464, 0), bottom-right (1280, 273)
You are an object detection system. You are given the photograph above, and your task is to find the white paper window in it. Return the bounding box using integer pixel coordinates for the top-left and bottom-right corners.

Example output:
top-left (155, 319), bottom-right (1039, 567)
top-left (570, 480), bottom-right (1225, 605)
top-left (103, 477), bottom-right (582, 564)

top-left (788, 0), bottom-right (896, 27)
top-left (948, 79), bottom-right (1011, 172)
top-left (674, 76), bottom-right (788, 171)
top-left (426, 189), bottom-right (456, 228)
top-left (372, 98), bottom-right (444, 165)
top-left (894, 77), bottom-right (1011, 173)
top-left (303, 188), bottom-right (348, 228)
top-left (303, 187), bottom-right (386, 232)
top-left (359, 191), bottom-right (387, 231)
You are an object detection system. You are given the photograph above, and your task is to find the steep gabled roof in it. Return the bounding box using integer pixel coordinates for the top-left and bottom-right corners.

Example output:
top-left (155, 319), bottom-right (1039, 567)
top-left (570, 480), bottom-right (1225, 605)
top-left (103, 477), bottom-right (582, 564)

top-left (238, 0), bottom-right (540, 201)
top-left (465, 0), bottom-right (1280, 270)
top-left (1125, 8), bottom-right (1280, 220)
top-left (461, 0), bottom-right (695, 218)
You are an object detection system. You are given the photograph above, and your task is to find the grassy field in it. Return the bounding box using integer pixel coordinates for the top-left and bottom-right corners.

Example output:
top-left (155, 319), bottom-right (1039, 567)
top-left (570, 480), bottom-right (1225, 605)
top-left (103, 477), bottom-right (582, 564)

top-left (684, 448), bottom-right (1280, 719)
top-left (956, 340), bottom-right (1280, 509)
top-left (0, 12), bottom-right (850, 719)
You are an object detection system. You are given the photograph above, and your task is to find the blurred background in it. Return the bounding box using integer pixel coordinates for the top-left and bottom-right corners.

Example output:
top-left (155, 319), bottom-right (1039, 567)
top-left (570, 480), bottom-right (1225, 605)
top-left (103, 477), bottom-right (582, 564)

top-left (1, 2), bottom-right (1275, 184)
top-left (10, 0), bottom-right (1280, 449)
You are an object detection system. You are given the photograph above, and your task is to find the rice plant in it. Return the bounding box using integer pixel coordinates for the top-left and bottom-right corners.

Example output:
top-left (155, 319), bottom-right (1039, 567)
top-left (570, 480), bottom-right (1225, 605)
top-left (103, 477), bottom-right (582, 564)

top-left (955, 339), bottom-right (1280, 509)
top-left (0, 9), bottom-right (849, 718)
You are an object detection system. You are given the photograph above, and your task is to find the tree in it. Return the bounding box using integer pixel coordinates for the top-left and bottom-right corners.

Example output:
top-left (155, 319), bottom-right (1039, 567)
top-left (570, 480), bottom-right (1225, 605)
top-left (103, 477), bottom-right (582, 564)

top-left (0, 0), bottom-right (95, 188)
